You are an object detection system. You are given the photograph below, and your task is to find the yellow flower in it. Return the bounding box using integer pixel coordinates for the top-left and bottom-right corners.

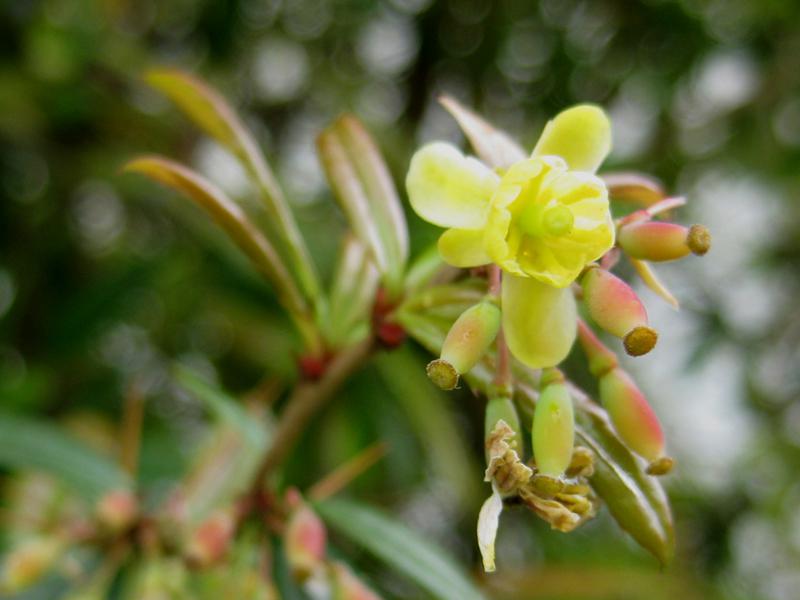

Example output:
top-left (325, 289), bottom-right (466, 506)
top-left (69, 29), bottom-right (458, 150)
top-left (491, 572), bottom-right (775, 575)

top-left (406, 105), bottom-right (615, 368)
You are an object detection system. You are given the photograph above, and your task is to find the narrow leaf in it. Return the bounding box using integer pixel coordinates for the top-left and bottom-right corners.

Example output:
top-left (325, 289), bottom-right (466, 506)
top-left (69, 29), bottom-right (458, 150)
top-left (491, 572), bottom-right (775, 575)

top-left (439, 95), bottom-right (526, 170)
top-left (145, 68), bottom-right (321, 301)
top-left (630, 257), bottom-right (679, 310)
top-left (318, 116), bottom-right (408, 294)
top-left (317, 499), bottom-right (486, 600)
top-left (0, 413), bottom-right (131, 502)
top-left (124, 155), bottom-right (307, 319)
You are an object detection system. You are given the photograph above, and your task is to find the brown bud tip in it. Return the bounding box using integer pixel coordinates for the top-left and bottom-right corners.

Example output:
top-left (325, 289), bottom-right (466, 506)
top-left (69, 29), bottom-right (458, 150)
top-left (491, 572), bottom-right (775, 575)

top-left (687, 224), bottom-right (711, 256)
top-left (623, 326), bottom-right (658, 356)
top-left (377, 322), bottom-right (406, 348)
top-left (646, 456), bottom-right (675, 476)
top-left (298, 354), bottom-right (328, 380)
top-left (426, 359), bottom-right (459, 390)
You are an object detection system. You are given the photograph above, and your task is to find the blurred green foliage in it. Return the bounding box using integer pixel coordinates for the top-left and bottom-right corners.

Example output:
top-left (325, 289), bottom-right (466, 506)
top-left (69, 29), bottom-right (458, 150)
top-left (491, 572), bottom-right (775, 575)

top-left (2, 0), bottom-right (800, 599)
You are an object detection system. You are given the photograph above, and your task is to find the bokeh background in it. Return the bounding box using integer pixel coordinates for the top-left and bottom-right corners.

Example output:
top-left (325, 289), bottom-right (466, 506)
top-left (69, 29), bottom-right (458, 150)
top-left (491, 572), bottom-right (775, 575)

top-left (2, 0), bottom-right (800, 598)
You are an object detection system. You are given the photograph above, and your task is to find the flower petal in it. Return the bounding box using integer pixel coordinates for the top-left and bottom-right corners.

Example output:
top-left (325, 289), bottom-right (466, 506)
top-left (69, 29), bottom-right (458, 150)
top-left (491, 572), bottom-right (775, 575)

top-left (502, 274), bottom-right (577, 368)
top-left (532, 105), bottom-right (611, 173)
top-left (477, 486), bottom-right (503, 572)
top-left (406, 142), bottom-right (499, 229)
top-left (438, 229), bottom-right (491, 268)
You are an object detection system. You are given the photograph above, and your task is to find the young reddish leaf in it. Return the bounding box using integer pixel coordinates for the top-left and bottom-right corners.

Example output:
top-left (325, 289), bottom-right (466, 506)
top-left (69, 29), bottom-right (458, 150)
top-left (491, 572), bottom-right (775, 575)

top-left (439, 95), bottom-right (526, 170)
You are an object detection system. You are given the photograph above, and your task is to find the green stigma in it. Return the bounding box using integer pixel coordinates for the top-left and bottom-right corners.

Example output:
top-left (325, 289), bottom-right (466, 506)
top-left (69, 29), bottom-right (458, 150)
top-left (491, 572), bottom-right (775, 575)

top-left (519, 202), bottom-right (574, 237)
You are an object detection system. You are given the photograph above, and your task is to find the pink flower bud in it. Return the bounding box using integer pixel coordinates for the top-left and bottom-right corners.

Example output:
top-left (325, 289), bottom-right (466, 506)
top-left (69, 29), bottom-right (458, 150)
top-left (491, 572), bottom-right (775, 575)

top-left (285, 493), bottom-right (327, 582)
top-left (1, 537), bottom-right (62, 593)
top-left (599, 368), bottom-right (665, 465)
top-left (618, 221), bottom-right (711, 262)
top-left (330, 561), bottom-right (383, 600)
top-left (581, 266), bottom-right (657, 356)
top-left (576, 320), bottom-right (618, 377)
top-left (95, 489), bottom-right (138, 533)
top-left (532, 376), bottom-right (574, 478)
top-left (184, 510), bottom-right (235, 568)
top-left (427, 300), bottom-right (501, 390)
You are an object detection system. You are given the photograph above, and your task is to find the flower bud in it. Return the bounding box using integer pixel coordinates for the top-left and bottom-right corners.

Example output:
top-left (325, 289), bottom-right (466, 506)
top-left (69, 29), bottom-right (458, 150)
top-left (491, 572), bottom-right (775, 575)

top-left (599, 368), bottom-right (668, 471)
top-left (285, 491), bottom-right (327, 582)
top-left (184, 509), bottom-right (235, 568)
top-left (532, 375), bottom-right (574, 478)
top-left (1, 537), bottom-right (62, 593)
top-left (95, 489), bottom-right (138, 533)
top-left (581, 266), bottom-right (657, 356)
top-left (484, 396), bottom-right (521, 451)
top-left (427, 300), bottom-right (501, 390)
top-left (618, 221), bottom-right (711, 262)
top-left (330, 561), bottom-right (382, 600)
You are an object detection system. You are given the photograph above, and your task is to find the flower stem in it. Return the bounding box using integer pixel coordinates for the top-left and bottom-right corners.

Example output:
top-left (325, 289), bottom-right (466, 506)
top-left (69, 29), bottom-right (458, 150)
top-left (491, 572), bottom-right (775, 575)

top-left (488, 266), bottom-right (512, 393)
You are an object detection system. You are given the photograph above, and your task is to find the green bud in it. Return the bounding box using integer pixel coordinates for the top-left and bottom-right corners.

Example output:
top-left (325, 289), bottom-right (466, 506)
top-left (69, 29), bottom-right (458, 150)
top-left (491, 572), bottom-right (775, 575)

top-left (427, 300), bottom-right (501, 390)
top-left (532, 382), bottom-right (575, 478)
top-left (485, 396), bottom-right (521, 454)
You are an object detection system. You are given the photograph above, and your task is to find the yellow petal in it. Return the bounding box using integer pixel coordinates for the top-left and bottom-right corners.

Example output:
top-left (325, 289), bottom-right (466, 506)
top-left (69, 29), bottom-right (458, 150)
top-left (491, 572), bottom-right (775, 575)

top-left (406, 142), bottom-right (498, 229)
top-left (438, 229), bottom-right (491, 268)
top-left (502, 274), bottom-right (577, 368)
top-left (532, 105), bottom-right (611, 173)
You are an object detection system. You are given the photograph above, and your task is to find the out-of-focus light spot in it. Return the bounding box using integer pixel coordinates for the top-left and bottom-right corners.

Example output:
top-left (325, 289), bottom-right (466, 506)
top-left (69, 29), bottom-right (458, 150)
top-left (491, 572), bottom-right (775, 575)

top-left (439, 20), bottom-right (483, 58)
top-left (677, 119), bottom-right (731, 158)
top-left (609, 77), bottom-right (659, 160)
top-left (565, 2), bottom-right (616, 62)
top-left (283, 0), bottom-right (332, 40)
top-left (389, 0), bottom-right (433, 14)
top-left (252, 38), bottom-right (310, 103)
top-left (0, 270), bottom-right (16, 319)
top-left (447, 0), bottom-right (491, 25)
top-left (357, 81), bottom-right (408, 124)
top-left (240, 0), bottom-right (281, 29)
top-left (772, 98), bottom-right (800, 148)
top-left (71, 181), bottom-right (126, 255)
top-left (3, 150), bottom-right (49, 204)
top-left (673, 49), bottom-right (760, 127)
top-left (356, 14), bottom-right (419, 77)
top-left (717, 269), bottom-right (790, 338)
top-left (497, 21), bottom-right (554, 83)
top-left (279, 113), bottom-right (326, 205)
top-left (193, 140), bottom-right (253, 199)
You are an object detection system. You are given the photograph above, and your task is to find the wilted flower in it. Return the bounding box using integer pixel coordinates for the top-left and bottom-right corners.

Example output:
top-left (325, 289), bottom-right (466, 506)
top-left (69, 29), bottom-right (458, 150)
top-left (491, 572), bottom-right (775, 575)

top-left (406, 106), bottom-right (615, 368)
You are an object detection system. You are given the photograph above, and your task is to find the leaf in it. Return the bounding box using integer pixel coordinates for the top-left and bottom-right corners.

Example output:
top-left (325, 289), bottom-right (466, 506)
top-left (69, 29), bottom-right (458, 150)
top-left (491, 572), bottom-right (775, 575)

top-left (0, 413), bottom-right (131, 502)
top-left (569, 387), bottom-right (675, 566)
top-left (630, 257), bottom-right (680, 310)
top-left (317, 115), bottom-right (408, 294)
top-left (325, 235), bottom-right (379, 348)
top-left (173, 368), bottom-right (271, 523)
top-left (316, 498), bottom-right (486, 600)
top-left (124, 155), bottom-right (308, 319)
top-left (145, 68), bottom-right (321, 301)
top-left (439, 95), bottom-right (526, 170)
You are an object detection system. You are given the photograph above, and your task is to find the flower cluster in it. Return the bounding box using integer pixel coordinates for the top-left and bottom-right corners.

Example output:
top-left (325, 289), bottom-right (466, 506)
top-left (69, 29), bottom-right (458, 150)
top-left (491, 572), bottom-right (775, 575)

top-left (405, 101), bottom-right (710, 571)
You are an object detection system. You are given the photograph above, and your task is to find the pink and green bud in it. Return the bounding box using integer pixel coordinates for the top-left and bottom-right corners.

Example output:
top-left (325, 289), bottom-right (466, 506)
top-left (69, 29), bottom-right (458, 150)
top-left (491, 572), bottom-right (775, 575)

top-left (95, 489), bottom-right (138, 533)
top-left (330, 562), bottom-right (383, 600)
top-left (618, 221), bottom-right (711, 262)
top-left (581, 266), bottom-right (657, 357)
top-left (532, 373), bottom-right (575, 478)
top-left (485, 396), bottom-right (521, 454)
top-left (1, 537), bottom-right (62, 593)
top-left (184, 509), bottom-right (235, 568)
top-left (599, 367), bottom-right (666, 467)
top-left (285, 490), bottom-right (327, 582)
top-left (576, 319), bottom-right (618, 377)
top-left (427, 300), bottom-right (501, 390)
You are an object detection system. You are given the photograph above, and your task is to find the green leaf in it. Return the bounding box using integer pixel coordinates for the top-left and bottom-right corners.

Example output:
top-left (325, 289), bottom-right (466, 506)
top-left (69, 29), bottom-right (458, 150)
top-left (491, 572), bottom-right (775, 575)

top-left (123, 155), bottom-right (308, 321)
top-left (173, 368), bottom-right (271, 523)
top-left (144, 68), bottom-right (321, 302)
top-left (0, 413), bottom-right (130, 503)
top-left (439, 95), bottom-right (526, 170)
top-left (317, 498), bottom-right (486, 600)
top-left (571, 393), bottom-right (675, 566)
top-left (317, 115), bottom-right (408, 295)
